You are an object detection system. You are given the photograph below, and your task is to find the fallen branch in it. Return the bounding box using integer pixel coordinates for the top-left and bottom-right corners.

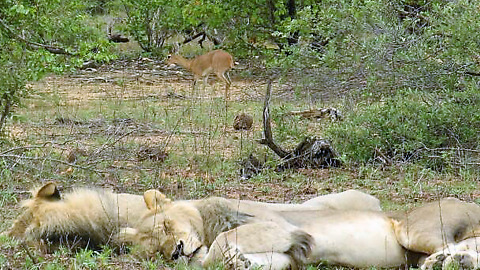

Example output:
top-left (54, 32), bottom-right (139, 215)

top-left (1, 154), bottom-right (107, 174)
top-left (287, 108), bottom-right (342, 121)
top-left (421, 146), bottom-right (480, 154)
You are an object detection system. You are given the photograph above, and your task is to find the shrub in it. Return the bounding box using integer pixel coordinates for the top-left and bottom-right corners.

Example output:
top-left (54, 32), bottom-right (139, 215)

top-left (325, 87), bottom-right (480, 169)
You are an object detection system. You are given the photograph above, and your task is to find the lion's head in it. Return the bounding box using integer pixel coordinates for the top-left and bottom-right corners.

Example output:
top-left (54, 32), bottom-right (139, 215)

top-left (3, 182), bottom-right (61, 240)
top-left (4, 182), bottom-right (143, 251)
top-left (119, 190), bottom-right (206, 262)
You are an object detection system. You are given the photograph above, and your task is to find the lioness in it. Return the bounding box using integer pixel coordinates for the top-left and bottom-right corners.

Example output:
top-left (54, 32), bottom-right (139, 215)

top-left (392, 198), bottom-right (480, 269)
top-left (3, 182), bottom-right (147, 251)
top-left (120, 190), bottom-right (408, 269)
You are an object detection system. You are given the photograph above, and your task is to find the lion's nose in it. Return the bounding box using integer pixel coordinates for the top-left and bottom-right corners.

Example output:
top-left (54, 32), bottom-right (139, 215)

top-left (171, 240), bottom-right (184, 260)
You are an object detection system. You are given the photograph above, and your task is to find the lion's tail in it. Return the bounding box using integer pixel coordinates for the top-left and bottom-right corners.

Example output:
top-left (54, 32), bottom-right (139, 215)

top-left (286, 230), bottom-right (314, 270)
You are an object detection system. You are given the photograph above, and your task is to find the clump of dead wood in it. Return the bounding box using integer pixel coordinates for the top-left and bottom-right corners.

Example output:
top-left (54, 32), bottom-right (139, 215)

top-left (240, 80), bottom-right (341, 179)
top-left (286, 107), bottom-right (342, 121)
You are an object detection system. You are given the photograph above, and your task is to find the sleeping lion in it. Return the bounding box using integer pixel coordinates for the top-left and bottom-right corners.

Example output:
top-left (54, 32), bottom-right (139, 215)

top-left (2, 182), bottom-right (147, 251)
top-left (3, 182), bottom-right (380, 255)
top-left (392, 198), bottom-right (480, 269)
top-left (8, 182), bottom-right (480, 269)
top-left (119, 189), bottom-right (408, 269)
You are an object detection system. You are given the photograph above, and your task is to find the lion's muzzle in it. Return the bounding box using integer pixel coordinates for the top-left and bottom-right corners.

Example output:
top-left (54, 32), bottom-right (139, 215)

top-left (171, 240), bottom-right (184, 260)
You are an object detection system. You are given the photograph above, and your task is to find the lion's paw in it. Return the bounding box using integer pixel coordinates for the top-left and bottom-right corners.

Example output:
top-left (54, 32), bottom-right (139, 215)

top-left (442, 251), bottom-right (480, 270)
top-left (421, 252), bottom-right (448, 270)
top-left (224, 248), bottom-right (254, 270)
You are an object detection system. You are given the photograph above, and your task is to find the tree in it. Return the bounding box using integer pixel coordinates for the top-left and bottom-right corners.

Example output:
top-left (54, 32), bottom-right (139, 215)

top-left (0, 0), bottom-right (115, 134)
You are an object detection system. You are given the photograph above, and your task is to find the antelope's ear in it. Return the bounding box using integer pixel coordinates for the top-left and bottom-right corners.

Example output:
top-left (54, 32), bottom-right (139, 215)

top-left (35, 182), bottom-right (61, 200)
top-left (143, 189), bottom-right (171, 210)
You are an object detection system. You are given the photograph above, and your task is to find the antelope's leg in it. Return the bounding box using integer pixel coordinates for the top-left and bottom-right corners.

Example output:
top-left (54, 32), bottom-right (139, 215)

top-left (216, 72), bottom-right (230, 106)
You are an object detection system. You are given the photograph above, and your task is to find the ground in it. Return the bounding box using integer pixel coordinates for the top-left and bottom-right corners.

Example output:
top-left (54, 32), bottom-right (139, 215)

top-left (0, 58), bottom-right (478, 269)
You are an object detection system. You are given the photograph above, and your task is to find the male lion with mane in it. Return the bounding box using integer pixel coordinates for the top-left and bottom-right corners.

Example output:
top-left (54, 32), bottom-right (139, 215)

top-left (3, 181), bottom-right (380, 255)
top-left (119, 189), bottom-right (409, 269)
top-left (3, 182), bottom-right (147, 251)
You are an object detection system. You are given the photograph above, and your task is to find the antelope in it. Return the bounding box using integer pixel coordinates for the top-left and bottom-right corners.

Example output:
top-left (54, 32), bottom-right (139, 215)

top-left (167, 49), bottom-right (234, 104)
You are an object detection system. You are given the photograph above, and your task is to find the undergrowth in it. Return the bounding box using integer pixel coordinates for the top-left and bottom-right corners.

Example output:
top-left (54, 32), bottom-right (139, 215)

top-left (326, 86), bottom-right (480, 172)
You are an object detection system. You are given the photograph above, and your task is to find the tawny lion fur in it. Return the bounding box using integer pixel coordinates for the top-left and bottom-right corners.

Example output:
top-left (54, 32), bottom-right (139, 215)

top-left (3, 182), bottom-right (147, 251)
top-left (7, 182), bottom-right (480, 270)
top-left (4, 181), bottom-right (379, 255)
top-left (392, 197), bottom-right (480, 269)
top-left (119, 190), bottom-right (408, 269)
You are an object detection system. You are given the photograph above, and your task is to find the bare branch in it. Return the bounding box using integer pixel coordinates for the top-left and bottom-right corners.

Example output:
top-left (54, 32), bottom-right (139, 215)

top-left (0, 18), bottom-right (72, 55)
top-left (258, 79), bottom-right (290, 158)
top-left (253, 79), bottom-right (341, 173)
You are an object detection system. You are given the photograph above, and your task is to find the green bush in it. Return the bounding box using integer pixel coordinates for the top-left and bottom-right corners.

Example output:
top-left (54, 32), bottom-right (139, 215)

top-left (325, 87), bottom-right (480, 168)
top-left (0, 0), bottom-right (117, 134)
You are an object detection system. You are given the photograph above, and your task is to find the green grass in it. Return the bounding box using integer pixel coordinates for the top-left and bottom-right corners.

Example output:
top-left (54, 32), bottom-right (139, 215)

top-left (0, 60), bottom-right (478, 269)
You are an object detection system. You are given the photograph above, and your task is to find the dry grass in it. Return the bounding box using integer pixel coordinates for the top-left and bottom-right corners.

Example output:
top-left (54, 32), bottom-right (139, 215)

top-left (0, 58), bottom-right (478, 269)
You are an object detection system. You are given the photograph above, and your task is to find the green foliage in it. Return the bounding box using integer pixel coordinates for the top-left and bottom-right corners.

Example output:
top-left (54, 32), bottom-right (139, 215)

top-left (75, 249), bottom-right (98, 268)
top-left (0, 40), bottom-right (33, 133)
top-left (0, 0), bottom-right (116, 134)
top-left (120, 0), bottom-right (299, 56)
top-left (326, 87), bottom-right (480, 168)
top-left (122, 0), bottom-right (187, 54)
top-left (3, 0), bottom-right (109, 51)
top-left (263, 0), bottom-right (480, 171)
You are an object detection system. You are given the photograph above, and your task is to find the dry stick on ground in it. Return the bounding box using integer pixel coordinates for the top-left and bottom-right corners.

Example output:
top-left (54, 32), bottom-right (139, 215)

top-left (286, 107), bottom-right (342, 121)
top-left (20, 241), bottom-right (38, 265)
top-left (2, 154), bottom-right (108, 174)
top-left (258, 79), bottom-right (341, 170)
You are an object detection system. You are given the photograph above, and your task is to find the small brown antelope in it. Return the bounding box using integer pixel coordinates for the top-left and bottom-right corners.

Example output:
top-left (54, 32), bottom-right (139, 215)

top-left (167, 49), bottom-right (234, 103)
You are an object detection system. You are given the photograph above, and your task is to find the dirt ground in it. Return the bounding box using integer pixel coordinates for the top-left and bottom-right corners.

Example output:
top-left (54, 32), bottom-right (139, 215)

top-left (8, 58), bottom-right (480, 203)
top-left (1, 57), bottom-right (479, 269)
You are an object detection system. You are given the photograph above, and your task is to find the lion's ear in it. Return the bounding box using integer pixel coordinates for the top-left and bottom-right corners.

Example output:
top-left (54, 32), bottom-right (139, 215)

top-left (143, 189), bottom-right (171, 210)
top-left (35, 182), bottom-right (61, 200)
top-left (117, 227), bottom-right (138, 244)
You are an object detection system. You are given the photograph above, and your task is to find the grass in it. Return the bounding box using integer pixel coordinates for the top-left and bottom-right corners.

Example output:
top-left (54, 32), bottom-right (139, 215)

top-left (0, 59), bottom-right (478, 269)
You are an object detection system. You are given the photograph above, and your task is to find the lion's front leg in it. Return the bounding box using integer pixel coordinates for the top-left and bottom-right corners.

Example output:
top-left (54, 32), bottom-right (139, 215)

top-left (422, 250), bottom-right (480, 270)
top-left (202, 222), bottom-right (313, 270)
top-left (443, 250), bottom-right (480, 269)
top-left (421, 237), bottom-right (480, 270)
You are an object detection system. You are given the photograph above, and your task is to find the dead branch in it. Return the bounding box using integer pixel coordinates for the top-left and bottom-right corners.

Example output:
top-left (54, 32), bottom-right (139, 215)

top-left (182, 32), bottom-right (206, 45)
top-left (287, 107), bottom-right (342, 121)
top-left (257, 80), bottom-right (341, 171)
top-left (465, 71), bottom-right (480, 76)
top-left (258, 79), bottom-right (290, 158)
top-left (182, 29), bottom-right (222, 47)
top-left (92, 129), bottom-right (137, 156)
top-left (421, 147), bottom-right (480, 154)
top-left (1, 154), bottom-right (107, 174)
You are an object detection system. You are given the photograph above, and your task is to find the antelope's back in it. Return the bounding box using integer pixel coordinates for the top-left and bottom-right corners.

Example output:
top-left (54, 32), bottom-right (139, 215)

top-left (211, 50), bottom-right (234, 70)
